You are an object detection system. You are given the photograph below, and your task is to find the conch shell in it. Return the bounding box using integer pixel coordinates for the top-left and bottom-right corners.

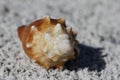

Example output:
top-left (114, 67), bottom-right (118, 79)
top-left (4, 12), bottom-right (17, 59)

top-left (17, 16), bottom-right (79, 69)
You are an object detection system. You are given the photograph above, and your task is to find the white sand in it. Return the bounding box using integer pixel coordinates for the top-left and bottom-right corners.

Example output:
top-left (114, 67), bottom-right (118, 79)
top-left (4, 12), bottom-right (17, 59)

top-left (0, 0), bottom-right (120, 80)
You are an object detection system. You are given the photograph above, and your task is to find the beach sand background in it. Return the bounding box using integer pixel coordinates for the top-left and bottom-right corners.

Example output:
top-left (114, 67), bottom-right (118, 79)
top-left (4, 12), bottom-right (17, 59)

top-left (0, 0), bottom-right (120, 80)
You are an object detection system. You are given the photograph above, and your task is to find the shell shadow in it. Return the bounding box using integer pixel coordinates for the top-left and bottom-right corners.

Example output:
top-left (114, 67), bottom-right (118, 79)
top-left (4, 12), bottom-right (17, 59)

top-left (64, 43), bottom-right (107, 72)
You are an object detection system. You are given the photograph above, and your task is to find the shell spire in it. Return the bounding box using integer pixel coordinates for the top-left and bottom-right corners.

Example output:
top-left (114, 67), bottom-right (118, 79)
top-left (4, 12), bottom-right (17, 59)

top-left (44, 16), bottom-right (51, 22)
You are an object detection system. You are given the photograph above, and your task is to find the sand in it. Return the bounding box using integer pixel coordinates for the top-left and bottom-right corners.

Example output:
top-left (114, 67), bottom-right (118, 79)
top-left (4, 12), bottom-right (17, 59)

top-left (0, 0), bottom-right (120, 80)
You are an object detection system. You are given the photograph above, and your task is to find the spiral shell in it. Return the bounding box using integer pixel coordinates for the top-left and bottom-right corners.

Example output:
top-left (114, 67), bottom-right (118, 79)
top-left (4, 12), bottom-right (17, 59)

top-left (17, 16), bottom-right (79, 69)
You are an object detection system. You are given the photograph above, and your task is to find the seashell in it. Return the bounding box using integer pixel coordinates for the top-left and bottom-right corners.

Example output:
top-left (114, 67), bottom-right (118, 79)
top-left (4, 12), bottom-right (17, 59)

top-left (17, 16), bottom-right (79, 69)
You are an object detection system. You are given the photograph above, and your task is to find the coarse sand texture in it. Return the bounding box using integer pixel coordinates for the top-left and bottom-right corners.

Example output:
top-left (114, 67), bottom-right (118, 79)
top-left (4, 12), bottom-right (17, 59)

top-left (0, 0), bottom-right (120, 80)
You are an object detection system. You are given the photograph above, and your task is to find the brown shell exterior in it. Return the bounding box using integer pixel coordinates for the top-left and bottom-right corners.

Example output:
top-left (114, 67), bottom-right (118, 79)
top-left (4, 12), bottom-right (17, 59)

top-left (17, 16), bottom-right (79, 69)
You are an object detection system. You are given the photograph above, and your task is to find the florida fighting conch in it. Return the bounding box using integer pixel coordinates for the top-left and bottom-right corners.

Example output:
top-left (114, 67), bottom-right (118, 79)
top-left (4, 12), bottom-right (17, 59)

top-left (17, 16), bottom-right (79, 69)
